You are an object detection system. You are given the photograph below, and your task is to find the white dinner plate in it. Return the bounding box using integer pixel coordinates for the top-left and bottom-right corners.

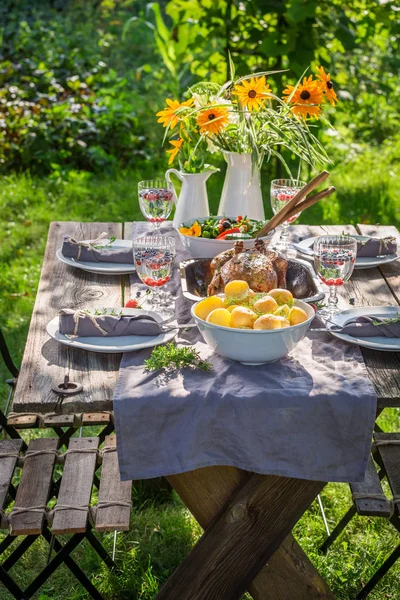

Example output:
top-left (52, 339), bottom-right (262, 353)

top-left (46, 308), bottom-right (177, 353)
top-left (296, 235), bottom-right (399, 269)
top-left (56, 239), bottom-right (135, 275)
top-left (327, 306), bottom-right (400, 352)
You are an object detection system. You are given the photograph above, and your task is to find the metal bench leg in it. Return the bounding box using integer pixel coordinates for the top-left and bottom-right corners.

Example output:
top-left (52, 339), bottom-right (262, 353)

top-left (1, 535), bottom-right (39, 571)
top-left (320, 504), bottom-right (357, 554)
top-left (112, 530), bottom-right (117, 561)
top-left (98, 421), bottom-right (115, 445)
top-left (41, 526), bottom-right (107, 600)
top-left (0, 399), bottom-right (25, 444)
top-left (23, 532), bottom-right (86, 597)
top-left (317, 494), bottom-right (330, 536)
top-left (0, 534), bottom-right (17, 555)
top-left (0, 564), bottom-right (27, 599)
top-left (86, 529), bottom-right (117, 570)
top-left (356, 543), bottom-right (400, 599)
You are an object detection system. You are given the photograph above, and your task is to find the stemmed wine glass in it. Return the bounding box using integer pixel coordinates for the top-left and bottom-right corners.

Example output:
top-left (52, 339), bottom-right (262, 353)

top-left (314, 235), bottom-right (357, 318)
top-left (138, 180), bottom-right (174, 232)
top-left (270, 179), bottom-right (306, 253)
top-left (133, 236), bottom-right (175, 312)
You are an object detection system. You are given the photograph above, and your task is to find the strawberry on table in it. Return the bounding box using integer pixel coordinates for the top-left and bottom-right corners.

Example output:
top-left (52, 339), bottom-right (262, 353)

top-left (125, 299), bottom-right (139, 308)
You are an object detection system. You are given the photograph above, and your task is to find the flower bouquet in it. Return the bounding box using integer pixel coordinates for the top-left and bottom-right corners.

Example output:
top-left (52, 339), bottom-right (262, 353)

top-left (156, 62), bottom-right (338, 222)
top-left (157, 63), bottom-right (338, 175)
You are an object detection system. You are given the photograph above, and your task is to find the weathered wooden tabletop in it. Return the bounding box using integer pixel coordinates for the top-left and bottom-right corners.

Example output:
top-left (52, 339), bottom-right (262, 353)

top-left (10, 221), bottom-right (400, 600)
top-left (11, 221), bottom-right (400, 415)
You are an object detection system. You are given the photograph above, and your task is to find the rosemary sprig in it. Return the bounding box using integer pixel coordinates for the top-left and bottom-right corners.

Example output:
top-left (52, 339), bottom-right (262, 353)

top-left (144, 343), bottom-right (212, 373)
top-left (83, 308), bottom-right (122, 316)
top-left (92, 235), bottom-right (117, 249)
top-left (372, 314), bottom-right (400, 326)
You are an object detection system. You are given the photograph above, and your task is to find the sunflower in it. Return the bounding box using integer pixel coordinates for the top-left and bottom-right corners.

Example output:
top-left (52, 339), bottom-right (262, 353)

top-left (156, 98), bottom-right (194, 129)
top-left (179, 221), bottom-right (202, 237)
top-left (196, 105), bottom-right (229, 136)
top-left (316, 66), bottom-right (338, 106)
top-left (233, 76), bottom-right (271, 111)
top-left (282, 75), bottom-right (324, 119)
top-left (166, 138), bottom-right (183, 165)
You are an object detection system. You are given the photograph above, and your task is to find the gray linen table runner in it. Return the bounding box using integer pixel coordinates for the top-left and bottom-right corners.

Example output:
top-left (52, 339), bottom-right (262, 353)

top-left (113, 222), bottom-right (377, 483)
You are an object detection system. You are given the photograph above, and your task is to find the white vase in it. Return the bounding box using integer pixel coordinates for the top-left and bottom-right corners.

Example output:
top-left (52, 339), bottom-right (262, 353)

top-left (166, 169), bottom-right (213, 229)
top-left (218, 152), bottom-right (265, 220)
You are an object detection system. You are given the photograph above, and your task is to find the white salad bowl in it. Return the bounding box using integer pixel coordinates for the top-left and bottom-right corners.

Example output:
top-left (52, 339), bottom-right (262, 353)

top-left (191, 299), bottom-right (315, 365)
top-left (178, 216), bottom-right (275, 259)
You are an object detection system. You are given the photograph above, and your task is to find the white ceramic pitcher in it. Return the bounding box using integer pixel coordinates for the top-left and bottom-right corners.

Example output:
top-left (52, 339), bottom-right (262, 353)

top-left (166, 169), bottom-right (213, 229)
top-left (218, 152), bottom-right (265, 220)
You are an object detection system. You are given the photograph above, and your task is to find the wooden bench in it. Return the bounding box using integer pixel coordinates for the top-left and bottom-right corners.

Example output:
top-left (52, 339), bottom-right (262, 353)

top-left (6, 411), bottom-right (115, 447)
top-left (0, 434), bottom-right (132, 600)
top-left (320, 434), bottom-right (400, 599)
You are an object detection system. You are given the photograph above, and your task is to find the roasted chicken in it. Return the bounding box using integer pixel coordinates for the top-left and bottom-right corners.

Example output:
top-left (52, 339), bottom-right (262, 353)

top-left (208, 239), bottom-right (288, 295)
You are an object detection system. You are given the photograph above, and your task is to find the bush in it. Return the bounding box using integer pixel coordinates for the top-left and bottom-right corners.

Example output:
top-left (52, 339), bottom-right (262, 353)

top-left (0, 1), bottom-right (167, 174)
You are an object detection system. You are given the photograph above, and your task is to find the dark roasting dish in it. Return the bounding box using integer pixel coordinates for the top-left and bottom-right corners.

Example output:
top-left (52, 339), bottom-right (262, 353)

top-left (180, 256), bottom-right (325, 304)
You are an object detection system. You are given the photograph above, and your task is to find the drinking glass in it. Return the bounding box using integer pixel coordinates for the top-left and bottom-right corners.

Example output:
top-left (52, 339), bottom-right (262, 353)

top-left (314, 235), bottom-right (357, 317)
top-left (138, 180), bottom-right (174, 231)
top-left (270, 179), bottom-right (306, 253)
top-left (133, 236), bottom-right (175, 311)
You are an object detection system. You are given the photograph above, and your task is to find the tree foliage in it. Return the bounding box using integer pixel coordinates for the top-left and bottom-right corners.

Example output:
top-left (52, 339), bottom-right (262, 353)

top-left (0, 0), bottom-right (399, 174)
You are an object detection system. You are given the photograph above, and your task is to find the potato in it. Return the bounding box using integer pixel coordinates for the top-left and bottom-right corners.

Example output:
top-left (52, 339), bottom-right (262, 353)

top-left (194, 296), bottom-right (224, 321)
top-left (230, 306), bottom-right (257, 329)
top-left (289, 306), bottom-right (309, 326)
top-left (224, 280), bottom-right (250, 300)
top-left (254, 314), bottom-right (290, 330)
top-left (274, 304), bottom-right (291, 320)
top-left (268, 289), bottom-right (293, 306)
top-left (226, 304), bottom-right (240, 313)
top-left (253, 295), bottom-right (278, 314)
top-left (206, 308), bottom-right (232, 327)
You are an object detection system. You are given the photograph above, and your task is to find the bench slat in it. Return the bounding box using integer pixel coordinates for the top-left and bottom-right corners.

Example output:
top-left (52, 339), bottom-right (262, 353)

top-left (82, 413), bottom-right (112, 426)
top-left (0, 439), bottom-right (23, 528)
top-left (374, 432), bottom-right (400, 515)
top-left (95, 435), bottom-right (131, 532)
top-left (350, 454), bottom-right (391, 517)
top-left (43, 414), bottom-right (76, 428)
top-left (7, 415), bottom-right (39, 428)
top-left (10, 438), bottom-right (58, 536)
top-left (52, 437), bottom-right (99, 535)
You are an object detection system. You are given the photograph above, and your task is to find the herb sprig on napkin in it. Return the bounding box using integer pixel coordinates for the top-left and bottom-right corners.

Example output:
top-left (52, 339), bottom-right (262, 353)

top-left (145, 343), bottom-right (212, 373)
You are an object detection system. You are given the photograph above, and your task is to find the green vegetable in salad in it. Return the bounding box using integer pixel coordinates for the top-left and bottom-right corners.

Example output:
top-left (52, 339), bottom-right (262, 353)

top-left (179, 216), bottom-right (266, 239)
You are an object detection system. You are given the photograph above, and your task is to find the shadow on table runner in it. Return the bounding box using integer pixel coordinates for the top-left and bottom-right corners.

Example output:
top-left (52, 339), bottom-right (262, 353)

top-left (113, 222), bottom-right (377, 483)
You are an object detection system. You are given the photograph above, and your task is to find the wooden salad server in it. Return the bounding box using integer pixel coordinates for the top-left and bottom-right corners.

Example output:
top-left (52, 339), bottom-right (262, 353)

top-left (283, 185), bottom-right (336, 224)
top-left (256, 170), bottom-right (331, 238)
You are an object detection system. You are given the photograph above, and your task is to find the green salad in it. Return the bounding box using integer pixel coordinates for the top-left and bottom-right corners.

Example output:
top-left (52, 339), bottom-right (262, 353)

top-left (179, 215), bottom-right (266, 240)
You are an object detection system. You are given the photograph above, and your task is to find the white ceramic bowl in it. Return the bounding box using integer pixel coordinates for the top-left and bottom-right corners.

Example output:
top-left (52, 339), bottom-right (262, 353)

top-left (191, 299), bottom-right (315, 365)
top-left (178, 216), bottom-right (275, 259)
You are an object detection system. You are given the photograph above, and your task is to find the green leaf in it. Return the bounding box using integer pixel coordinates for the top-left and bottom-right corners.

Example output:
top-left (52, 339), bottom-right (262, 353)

top-left (148, 3), bottom-right (171, 45)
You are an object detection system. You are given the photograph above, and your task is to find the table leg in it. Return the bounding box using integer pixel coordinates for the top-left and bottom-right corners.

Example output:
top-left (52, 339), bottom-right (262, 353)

top-left (169, 467), bottom-right (333, 600)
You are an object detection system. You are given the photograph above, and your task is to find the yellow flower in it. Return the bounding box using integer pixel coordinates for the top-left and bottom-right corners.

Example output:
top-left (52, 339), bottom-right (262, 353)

top-left (316, 66), bottom-right (338, 106)
top-left (156, 98), bottom-right (194, 129)
top-left (196, 105), bottom-right (229, 136)
top-left (233, 76), bottom-right (271, 111)
top-left (166, 138), bottom-right (183, 165)
top-left (282, 75), bottom-right (324, 119)
top-left (179, 221), bottom-right (202, 237)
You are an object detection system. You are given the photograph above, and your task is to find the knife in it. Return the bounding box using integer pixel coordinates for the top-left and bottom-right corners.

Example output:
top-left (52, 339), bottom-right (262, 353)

top-left (291, 243), bottom-right (314, 257)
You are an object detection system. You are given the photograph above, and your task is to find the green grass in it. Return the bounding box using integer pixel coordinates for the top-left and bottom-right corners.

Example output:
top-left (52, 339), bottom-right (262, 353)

top-left (1, 147), bottom-right (400, 598)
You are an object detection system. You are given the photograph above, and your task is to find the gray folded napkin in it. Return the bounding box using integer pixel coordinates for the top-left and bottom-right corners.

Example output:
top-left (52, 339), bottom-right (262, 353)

top-left (59, 309), bottom-right (162, 337)
top-left (341, 315), bottom-right (400, 338)
top-left (62, 233), bottom-right (133, 264)
top-left (357, 237), bottom-right (397, 257)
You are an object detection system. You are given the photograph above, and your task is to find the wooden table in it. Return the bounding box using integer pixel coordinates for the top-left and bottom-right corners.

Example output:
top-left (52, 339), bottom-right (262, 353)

top-left (10, 221), bottom-right (400, 599)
